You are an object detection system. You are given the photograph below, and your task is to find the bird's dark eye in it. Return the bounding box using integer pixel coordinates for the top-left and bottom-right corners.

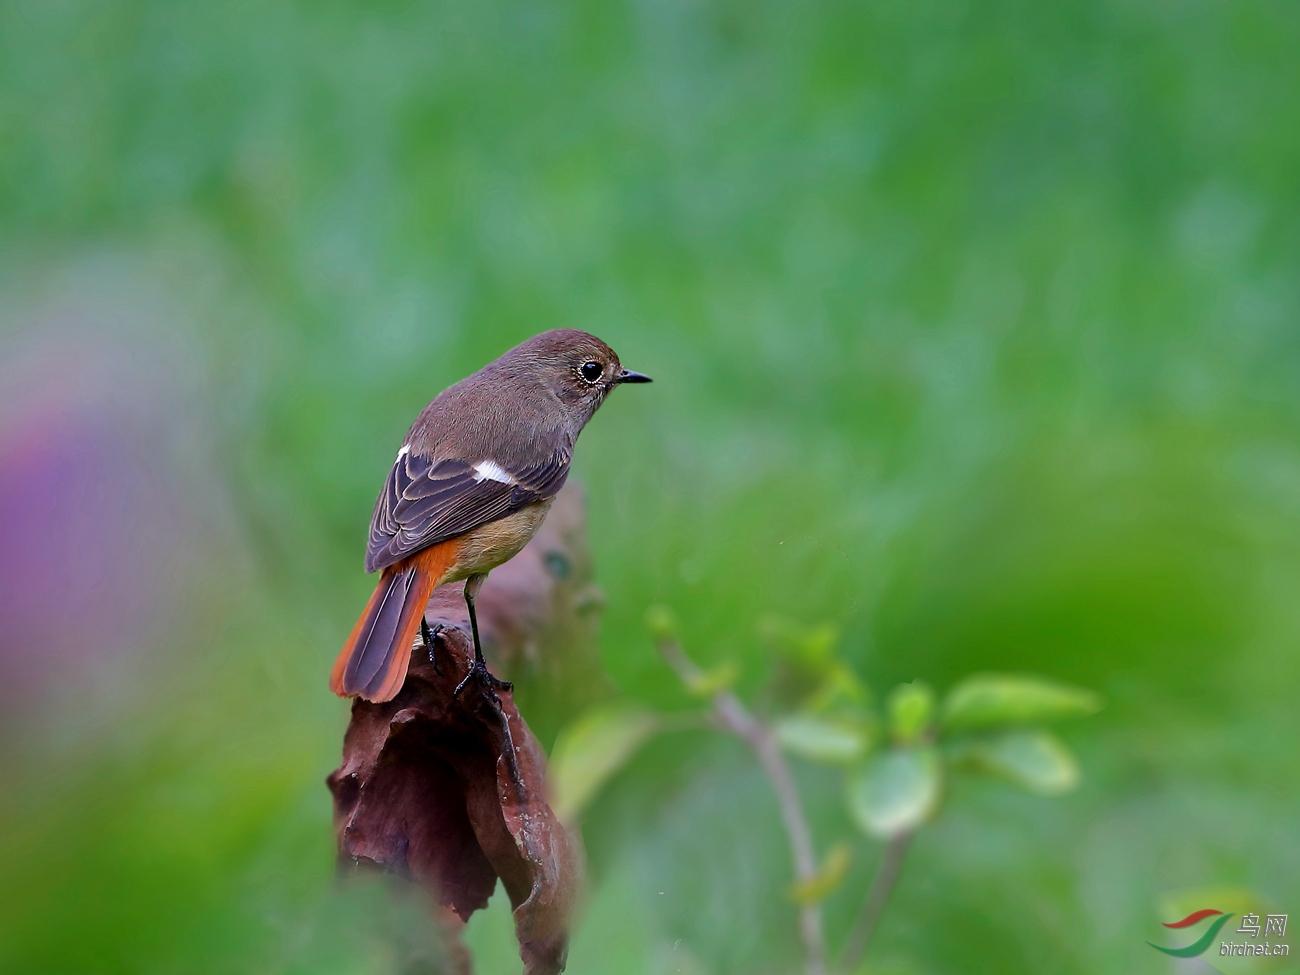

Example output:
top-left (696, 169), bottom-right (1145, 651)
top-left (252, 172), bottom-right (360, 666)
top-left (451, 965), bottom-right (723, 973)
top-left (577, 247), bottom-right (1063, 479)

top-left (579, 360), bottom-right (603, 383)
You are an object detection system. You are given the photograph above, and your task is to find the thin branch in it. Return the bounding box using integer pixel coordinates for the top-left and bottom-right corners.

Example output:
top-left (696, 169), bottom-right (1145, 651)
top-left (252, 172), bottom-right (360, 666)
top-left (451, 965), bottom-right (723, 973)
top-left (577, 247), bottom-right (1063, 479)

top-left (839, 830), bottom-right (913, 974)
top-left (658, 637), bottom-right (828, 975)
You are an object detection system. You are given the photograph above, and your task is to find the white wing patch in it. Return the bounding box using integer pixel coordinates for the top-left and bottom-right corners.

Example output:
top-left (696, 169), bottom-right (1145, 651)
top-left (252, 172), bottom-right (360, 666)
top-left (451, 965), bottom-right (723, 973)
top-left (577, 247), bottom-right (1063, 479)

top-left (472, 460), bottom-right (517, 484)
top-left (397, 444), bottom-right (411, 458)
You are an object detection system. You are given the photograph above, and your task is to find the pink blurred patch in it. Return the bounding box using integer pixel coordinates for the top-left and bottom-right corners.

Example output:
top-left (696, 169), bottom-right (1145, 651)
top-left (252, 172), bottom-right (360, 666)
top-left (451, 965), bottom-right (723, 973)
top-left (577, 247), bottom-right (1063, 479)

top-left (0, 297), bottom-right (214, 721)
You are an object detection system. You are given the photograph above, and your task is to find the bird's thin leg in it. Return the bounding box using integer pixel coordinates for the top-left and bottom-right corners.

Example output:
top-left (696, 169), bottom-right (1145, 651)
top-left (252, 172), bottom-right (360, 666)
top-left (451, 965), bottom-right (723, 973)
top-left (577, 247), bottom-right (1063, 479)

top-left (455, 573), bottom-right (513, 697)
top-left (450, 575), bottom-right (523, 786)
top-left (465, 575), bottom-right (487, 666)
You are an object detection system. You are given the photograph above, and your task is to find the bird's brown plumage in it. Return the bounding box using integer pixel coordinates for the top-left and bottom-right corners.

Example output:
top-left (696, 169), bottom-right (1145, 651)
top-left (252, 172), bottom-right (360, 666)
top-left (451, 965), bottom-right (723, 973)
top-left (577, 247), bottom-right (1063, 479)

top-left (331, 329), bottom-right (649, 702)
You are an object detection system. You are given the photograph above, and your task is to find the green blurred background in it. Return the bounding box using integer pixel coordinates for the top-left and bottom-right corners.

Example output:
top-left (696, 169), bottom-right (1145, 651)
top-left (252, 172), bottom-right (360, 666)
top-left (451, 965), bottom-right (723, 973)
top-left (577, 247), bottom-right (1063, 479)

top-left (1, 0), bottom-right (1297, 972)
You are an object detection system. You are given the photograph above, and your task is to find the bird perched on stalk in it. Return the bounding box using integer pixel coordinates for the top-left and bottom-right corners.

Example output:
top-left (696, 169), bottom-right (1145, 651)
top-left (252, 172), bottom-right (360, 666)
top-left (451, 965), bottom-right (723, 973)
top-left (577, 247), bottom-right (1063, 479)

top-left (330, 329), bottom-right (651, 703)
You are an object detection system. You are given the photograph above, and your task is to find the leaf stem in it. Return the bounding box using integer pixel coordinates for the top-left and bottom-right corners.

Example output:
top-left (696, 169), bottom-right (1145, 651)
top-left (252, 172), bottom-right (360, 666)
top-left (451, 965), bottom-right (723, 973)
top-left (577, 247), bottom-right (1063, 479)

top-left (838, 830), bottom-right (913, 973)
top-left (658, 636), bottom-right (828, 975)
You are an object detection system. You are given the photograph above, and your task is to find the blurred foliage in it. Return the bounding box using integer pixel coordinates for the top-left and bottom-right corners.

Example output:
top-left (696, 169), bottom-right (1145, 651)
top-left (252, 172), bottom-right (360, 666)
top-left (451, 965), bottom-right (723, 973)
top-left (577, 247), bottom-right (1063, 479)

top-left (1, 0), bottom-right (1299, 973)
top-left (552, 614), bottom-right (1099, 918)
top-left (548, 703), bottom-right (662, 824)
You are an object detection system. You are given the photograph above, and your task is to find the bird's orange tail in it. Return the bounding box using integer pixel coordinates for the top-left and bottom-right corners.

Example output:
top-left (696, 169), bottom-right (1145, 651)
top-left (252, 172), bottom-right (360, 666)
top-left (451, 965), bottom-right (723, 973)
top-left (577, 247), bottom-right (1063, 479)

top-left (330, 541), bottom-right (457, 702)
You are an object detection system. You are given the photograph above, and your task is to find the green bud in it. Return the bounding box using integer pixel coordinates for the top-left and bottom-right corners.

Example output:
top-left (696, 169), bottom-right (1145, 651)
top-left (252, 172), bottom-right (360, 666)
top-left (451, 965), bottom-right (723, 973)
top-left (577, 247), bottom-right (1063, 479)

top-left (888, 681), bottom-right (935, 743)
top-left (643, 604), bottom-right (678, 640)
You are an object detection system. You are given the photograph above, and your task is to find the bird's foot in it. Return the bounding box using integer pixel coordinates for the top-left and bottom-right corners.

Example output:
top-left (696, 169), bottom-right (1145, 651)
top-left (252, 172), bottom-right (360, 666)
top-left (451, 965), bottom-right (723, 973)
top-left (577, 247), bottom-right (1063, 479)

top-left (454, 654), bottom-right (513, 700)
top-left (420, 619), bottom-right (445, 674)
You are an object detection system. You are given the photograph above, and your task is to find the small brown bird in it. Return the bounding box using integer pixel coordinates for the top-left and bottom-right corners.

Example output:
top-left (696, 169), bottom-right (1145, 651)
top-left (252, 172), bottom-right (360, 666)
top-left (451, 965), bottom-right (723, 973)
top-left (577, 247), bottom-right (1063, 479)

top-left (330, 329), bottom-right (650, 702)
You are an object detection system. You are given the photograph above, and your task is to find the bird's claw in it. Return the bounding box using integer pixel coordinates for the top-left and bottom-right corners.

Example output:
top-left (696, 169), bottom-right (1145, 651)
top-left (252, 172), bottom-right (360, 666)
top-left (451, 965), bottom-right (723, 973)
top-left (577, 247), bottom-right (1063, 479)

top-left (454, 655), bottom-right (513, 699)
top-left (420, 619), bottom-right (445, 673)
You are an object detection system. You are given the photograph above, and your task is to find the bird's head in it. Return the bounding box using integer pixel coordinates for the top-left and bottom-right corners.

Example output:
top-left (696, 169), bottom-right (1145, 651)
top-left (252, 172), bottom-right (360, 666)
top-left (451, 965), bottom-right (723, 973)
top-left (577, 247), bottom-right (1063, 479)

top-left (506, 328), bottom-right (652, 427)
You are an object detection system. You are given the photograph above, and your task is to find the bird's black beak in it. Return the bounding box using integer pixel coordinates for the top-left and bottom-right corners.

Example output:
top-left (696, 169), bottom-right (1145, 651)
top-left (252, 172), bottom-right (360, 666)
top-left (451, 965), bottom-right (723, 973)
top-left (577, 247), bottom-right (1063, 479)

top-left (616, 369), bottom-right (653, 384)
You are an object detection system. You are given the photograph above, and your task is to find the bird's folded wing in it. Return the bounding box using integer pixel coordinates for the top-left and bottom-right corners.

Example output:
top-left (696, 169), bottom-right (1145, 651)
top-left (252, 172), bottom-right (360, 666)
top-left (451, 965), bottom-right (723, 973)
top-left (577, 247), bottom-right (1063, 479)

top-left (365, 449), bottom-right (570, 573)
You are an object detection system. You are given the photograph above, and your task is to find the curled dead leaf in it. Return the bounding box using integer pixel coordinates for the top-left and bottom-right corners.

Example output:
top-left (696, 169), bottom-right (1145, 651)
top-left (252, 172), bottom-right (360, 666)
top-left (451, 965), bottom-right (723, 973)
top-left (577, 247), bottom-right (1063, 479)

top-left (328, 483), bottom-right (595, 975)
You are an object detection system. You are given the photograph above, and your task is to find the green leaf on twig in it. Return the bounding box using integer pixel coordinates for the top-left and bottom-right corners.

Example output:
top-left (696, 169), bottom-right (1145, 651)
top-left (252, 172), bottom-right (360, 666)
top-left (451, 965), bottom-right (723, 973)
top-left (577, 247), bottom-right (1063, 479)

top-left (774, 714), bottom-right (871, 764)
top-left (548, 703), bottom-right (661, 822)
top-left (684, 659), bottom-right (741, 697)
top-left (804, 663), bottom-right (872, 712)
top-left (962, 729), bottom-right (1081, 796)
top-left (941, 674), bottom-right (1102, 733)
top-left (788, 843), bottom-right (853, 904)
top-left (887, 681), bottom-right (934, 743)
top-left (759, 616), bottom-right (841, 674)
top-left (847, 747), bottom-right (942, 838)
